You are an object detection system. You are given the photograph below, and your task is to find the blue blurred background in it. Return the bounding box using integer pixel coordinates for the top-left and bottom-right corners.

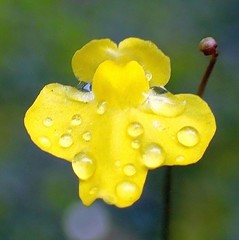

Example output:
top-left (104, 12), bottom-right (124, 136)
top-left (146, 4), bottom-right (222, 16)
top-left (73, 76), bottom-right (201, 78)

top-left (0, 0), bottom-right (239, 239)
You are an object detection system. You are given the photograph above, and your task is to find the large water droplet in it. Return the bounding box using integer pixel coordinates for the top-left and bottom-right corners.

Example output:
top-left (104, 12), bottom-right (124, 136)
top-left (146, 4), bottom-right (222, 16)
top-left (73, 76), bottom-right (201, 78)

top-left (96, 101), bottom-right (107, 115)
top-left (38, 136), bottom-right (51, 148)
top-left (123, 164), bottom-right (136, 176)
top-left (43, 117), bottom-right (53, 127)
top-left (177, 126), bottom-right (200, 147)
top-left (82, 131), bottom-right (92, 142)
top-left (131, 139), bottom-right (141, 149)
top-left (59, 134), bottom-right (73, 148)
top-left (71, 114), bottom-right (82, 126)
top-left (142, 143), bottom-right (165, 169)
top-left (72, 152), bottom-right (95, 180)
top-left (127, 122), bottom-right (144, 138)
top-left (116, 181), bottom-right (139, 202)
top-left (147, 90), bottom-right (186, 117)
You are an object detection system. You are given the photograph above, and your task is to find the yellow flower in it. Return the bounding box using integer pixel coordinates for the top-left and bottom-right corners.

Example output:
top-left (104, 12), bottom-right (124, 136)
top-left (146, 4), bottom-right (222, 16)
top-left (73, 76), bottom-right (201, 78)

top-left (24, 38), bottom-right (216, 208)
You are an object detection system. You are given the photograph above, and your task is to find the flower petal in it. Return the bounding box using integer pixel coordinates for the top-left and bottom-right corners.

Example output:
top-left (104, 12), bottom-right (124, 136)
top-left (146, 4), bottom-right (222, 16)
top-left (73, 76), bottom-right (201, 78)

top-left (119, 37), bottom-right (171, 86)
top-left (72, 39), bottom-right (117, 82)
top-left (24, 83), bottom-right (97, 161)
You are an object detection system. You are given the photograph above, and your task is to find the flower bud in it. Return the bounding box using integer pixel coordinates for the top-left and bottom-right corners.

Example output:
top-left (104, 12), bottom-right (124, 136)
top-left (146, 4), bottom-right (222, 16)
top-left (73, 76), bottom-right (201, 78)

top-left (199, 37), bottom-right (218, 56)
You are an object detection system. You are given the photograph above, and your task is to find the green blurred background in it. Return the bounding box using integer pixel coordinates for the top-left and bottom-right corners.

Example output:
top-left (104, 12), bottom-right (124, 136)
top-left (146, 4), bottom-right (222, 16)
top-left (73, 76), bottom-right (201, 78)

top-left (0, 0), bottom-right (238, 239)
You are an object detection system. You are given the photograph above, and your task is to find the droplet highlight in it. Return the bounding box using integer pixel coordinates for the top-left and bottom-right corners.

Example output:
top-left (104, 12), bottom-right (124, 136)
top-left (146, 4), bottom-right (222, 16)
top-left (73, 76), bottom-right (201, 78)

top-left (176, 155), bottom-right (185, 163)
top-left (38, 136), bottom-right (51, 148)
top-left (127, 122), bottom-right (144, 138)
top-left (147, 90), bottom-right (186, 117)
top-left (71, 114), bottom-right (82, 126)
top-left (145, 71), bottom-right (152, 81)
top-left (82, 131), bottom-right (92, 142)
top-left (131, 139), bottom-right (141, 149)
top-left (59, 134), bottom-right (73, 148)
top-left (142, 143), bottom-right (165, 169)
top-left (123, 164), bottom-right (136, 176)
top-left (72, 152), bottom-right (96, 180)
top-left (116, 181), bottom-right (140, 202)
top-left (43, 117), bottom-right (53, 127)
top-left (96, 101), bottom-right (107, 115)
top-left (89, 187), bottom-right (98, 195)
top-left (177, 126), bottom-right (200, 147)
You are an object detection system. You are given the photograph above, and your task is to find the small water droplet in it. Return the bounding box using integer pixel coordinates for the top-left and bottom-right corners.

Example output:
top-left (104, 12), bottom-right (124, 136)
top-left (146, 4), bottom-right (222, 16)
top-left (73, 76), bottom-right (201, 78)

top-left (123, 164), bottom-right (136, 176)
top-left (116, 181), bottom-right (139, 202)
top-left (72, 152), bottom-right (95, 180)
top-left (176, 155), bottom-right (185, 163)
top-left (177, 126), bottom-right (200, 147)
top-left (82, 131), bottom-right (92, 142)
top-left (89, 187), bottom-right (98, 195)
top-left (127, 122), bottom-right (144, 138)
top-left (147, 90), bottom-right (186, 117)
top-left (131, 139), bottom-right (141, 149)
top-left (71, 114), bottom-right (82, 126)
top-left (43, 117), bottom-right (53, 127)
top-left (145, 71), bottom-right (152, 81)
top-left (142, 143), bottom-right (165, 169)
top-left (38, 136), bottom-right (51, 148)
top-left (96, 101), bottom-right (107, 115)
top-left (67, 128), bottom-right (73, 133)
top-left (59, 134), bottom-right (73, 148)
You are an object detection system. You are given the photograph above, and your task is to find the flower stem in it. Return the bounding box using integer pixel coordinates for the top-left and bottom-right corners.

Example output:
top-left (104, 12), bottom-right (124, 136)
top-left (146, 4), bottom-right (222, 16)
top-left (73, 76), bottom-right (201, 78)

top-left (162, 166), bottom-right (172, 240)
top-left (162, 37), bottom-right (218, 240)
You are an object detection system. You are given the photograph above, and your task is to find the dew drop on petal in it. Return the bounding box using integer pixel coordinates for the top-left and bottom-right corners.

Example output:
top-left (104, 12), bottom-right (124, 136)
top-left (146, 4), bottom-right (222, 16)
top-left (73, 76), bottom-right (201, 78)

top-left (43, 117), bottom-right (53, 127)
top-left (123, 164), bottom-right (136, 176)
top-left (71, 114), bottom-right (82, 126)
top-left (38, 136), bottom-right (51, 148)
top-left (176, 155), bottom-right (185, 163)
top-left (148, 91), bottom-right (186, 117)
top-left (127, 122), bottom-right (144, 138)
top-left (59, 134), bottom-right (73, 148)
top-left (177, 126), bottom-right (200, 147)
top-left (145, 71), bottom-right (152, 81)
top-left (89, 187), bottom-right (99, 195)
top-left (131, 139), bottom-right (141, 149)
top-left (116, 181), bottom-right (139, 202)
top-left (96, 101), bottom-right (107, 115)
top-left (142, 143), bottom-right (165, 169)
top-left (72, 152), bottom-right (95, 180)
top-left (82, 131), bottom-right (92, 142)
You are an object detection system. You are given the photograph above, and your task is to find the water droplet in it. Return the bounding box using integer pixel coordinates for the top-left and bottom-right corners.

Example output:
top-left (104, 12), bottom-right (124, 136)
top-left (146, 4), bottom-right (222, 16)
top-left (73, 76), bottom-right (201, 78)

top-left (147, 90), bottom-right (186, 117)
top-left (142, 143), bottom-right (165, 169)
top-left (82, 131), bottom-right (92, 142)
top-left (67, 128), bottom-right (73, 133)
top-left (72, 152), bottom-right (95, 180)
top-left (59, 134), bottom-right (73, 148)
top-left (127, 122), bottom-right (144, 138)
top-left (38, 136), bottom-right (51, 148)
top-left (71, 114), bottom-right (82, 126)
top-left (103, 195), bottom-right (116, 205)
top-left (89, 187), bottom-right (98, 195)
top-left (96, 101), bottom-right (107, 115)
top-left (43, 117), bottom-right (53, 127)
top-left (116, 181), bottom-right (139, 202)
top-left (177, 126), bottom-right (200, 147)
top-left (176, 155), bottom-right (185, 163)
top-left (123, 164), bottom-right (136, 176)
top-left (131, 139), bottom-right (141, 149)
top-left (145, 71), bottom-right (152, 81)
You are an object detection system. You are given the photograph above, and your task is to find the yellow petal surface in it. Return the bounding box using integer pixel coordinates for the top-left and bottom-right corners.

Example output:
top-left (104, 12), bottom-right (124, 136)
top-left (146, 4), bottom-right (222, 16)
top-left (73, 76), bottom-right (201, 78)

top-left (72, 37), bottom-right (170, 86)
top-left (92, 60), bottom-right (149, 107)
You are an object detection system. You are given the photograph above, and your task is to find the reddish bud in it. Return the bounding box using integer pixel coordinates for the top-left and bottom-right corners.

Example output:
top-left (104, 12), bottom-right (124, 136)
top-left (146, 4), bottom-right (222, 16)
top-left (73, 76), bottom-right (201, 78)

top-left (199, 37), bottom-right (218, 56)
